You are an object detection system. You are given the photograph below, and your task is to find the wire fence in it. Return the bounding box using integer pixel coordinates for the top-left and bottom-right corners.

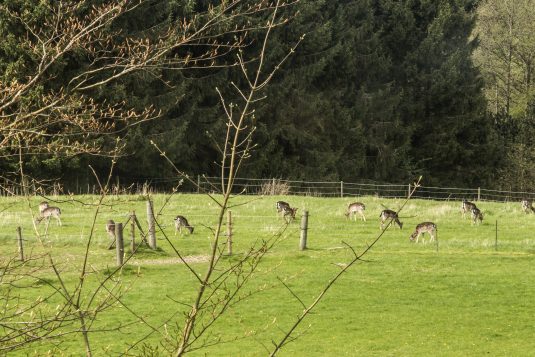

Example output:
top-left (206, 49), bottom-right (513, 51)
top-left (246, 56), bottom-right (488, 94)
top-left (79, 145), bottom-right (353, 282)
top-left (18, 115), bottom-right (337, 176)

top-left (2, 175), bottom-right (535, 203)
top-left (196, 176), bottom-right (535, 203)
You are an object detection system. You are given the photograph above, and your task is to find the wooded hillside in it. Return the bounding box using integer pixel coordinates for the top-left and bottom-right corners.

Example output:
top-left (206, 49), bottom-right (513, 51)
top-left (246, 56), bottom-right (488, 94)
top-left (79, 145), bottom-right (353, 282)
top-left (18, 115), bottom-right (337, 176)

top-left (1, 0), bottom-right (533, 191)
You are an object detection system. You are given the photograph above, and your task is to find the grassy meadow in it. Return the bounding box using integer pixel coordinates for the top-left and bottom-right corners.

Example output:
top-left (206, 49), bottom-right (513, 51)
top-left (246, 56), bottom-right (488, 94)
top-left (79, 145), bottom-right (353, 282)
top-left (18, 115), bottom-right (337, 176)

top-left (1, 193), bottom-right (535, 355)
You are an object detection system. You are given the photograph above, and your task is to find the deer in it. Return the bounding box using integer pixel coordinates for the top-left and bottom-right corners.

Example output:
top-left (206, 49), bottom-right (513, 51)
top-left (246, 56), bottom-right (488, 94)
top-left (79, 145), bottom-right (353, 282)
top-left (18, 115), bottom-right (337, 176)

top-left (461, 199), bottom-right (477, 219)
top-left (521, 199), bottom-right (535, 214)
top-left (471, 206), bottom-right (483, 225)
top-left (345, 202), bottom-right (366, 221)
top-left (105, 219), bottom-right (116, 240)
top-left (379, 209), bottom-right (402, 230)
top-left (409, 222), bottom-right (437, 243)
top-left (174, 215), bottom-right (194, 234)
top-left (35, 201), bottom-right (62, 226)
top-left (276, 201), bottom-right (298, 222)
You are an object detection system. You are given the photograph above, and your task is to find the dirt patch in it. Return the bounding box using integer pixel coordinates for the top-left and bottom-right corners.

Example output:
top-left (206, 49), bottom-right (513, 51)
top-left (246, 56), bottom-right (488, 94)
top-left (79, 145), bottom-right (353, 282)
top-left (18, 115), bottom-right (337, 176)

top-left (130, 255), bottom-right (210, 265)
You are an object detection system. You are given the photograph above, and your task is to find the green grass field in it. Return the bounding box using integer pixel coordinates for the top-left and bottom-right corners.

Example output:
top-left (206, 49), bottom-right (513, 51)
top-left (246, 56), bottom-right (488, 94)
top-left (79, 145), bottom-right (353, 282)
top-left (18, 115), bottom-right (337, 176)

top-left (1, 194), bottom-right (535, 356)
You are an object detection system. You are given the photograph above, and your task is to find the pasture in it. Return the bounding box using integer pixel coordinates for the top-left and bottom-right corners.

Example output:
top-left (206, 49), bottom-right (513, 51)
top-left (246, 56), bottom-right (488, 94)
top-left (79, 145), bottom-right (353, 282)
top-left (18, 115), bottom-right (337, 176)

top-left (1, 194), bottom-right (535, 355)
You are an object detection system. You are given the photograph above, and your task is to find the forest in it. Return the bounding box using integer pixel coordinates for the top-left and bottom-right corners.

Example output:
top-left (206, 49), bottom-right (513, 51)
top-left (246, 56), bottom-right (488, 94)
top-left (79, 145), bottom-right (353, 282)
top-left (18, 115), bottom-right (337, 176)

top-left (1, 0), bottom-right (534, 191)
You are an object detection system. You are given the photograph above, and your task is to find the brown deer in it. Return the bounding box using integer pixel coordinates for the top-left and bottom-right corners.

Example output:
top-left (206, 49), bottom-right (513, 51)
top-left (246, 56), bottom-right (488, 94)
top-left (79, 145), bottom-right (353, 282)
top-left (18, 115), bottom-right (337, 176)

top-left (471, 207), bottom-right (483, 225)
top-left (36, 201), bottom-right (62, 226)
top-left (380, 209), bottom-right (402, 230)
top-left (461, 200), bottom-right (477, 219)
top-left (345, 202), bottom-right (366, 221)
top-left (276, 201), bottom-right (298, 222)
top-left (409, 222), bottom-right (437, 243)
top-left (105, 220), bottom-right (116, 239)
top-left (174, 215), bottom-right (194, 234)
top-left (521, 199), bottom-right (535, 214)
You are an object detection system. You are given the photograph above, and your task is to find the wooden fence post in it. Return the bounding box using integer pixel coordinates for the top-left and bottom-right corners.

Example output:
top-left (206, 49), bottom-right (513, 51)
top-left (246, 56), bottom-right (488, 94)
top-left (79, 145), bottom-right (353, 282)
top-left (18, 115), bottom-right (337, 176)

top-left (17, 226), bottom-right (24, 261)
top-left (340, 181), bottom-right (344, 198)
top-left (227, 210), bottom-right (233, 255)
top-left (408, 183), bottom-right (411, 198)
top-left (146, 200), bottom-right (156, 249)
top-left (115, 223), bottom-right (124, 266)
top-left (478, 187), bottom-right (481, 201)
top-left (271, 178), bottom-right (275, 195)
top-left (131, 211), bottom-right (136, 251)
top-left (197, 175), bottom-right (201, 193)
top-left (299, 210), bottom-right (309, 251)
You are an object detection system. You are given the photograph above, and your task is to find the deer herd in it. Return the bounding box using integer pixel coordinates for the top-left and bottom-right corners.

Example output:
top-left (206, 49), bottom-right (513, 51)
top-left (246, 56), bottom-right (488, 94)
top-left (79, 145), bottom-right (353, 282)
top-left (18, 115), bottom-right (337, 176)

top-left (33, 197), bottom-right (535, 244)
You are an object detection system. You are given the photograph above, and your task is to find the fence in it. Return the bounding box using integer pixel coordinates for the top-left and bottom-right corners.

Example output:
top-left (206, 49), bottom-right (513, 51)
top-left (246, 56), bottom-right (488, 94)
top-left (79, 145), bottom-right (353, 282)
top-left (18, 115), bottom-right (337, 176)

top-left (2, 175), bottom-right (535, 203)
top-left (197, 177), bottom-right (535, 203)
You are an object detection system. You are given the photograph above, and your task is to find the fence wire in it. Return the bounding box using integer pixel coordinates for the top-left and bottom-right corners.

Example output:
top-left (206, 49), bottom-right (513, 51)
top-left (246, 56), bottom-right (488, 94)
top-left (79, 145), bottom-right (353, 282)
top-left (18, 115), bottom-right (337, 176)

top-left (3, 175), bottom-right (535, 203)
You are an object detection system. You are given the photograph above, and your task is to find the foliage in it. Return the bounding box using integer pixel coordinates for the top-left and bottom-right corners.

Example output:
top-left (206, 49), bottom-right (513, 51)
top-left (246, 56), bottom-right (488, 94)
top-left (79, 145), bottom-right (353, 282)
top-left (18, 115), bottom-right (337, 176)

top-left (0, 0), bottom-right (517, 190)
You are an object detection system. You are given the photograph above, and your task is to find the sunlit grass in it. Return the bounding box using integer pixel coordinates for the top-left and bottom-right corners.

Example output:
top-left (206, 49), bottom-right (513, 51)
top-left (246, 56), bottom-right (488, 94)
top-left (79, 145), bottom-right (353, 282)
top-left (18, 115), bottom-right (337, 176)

top-left (1, 194), bottom-right (535, 355)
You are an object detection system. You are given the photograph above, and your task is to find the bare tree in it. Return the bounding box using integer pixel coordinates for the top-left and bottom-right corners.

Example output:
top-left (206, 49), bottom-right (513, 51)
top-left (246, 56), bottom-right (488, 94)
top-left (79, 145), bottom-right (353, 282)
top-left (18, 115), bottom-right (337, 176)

top-left (474, 0), bottom-right (535, 116)
top-left (0, 0), bottom-right (296, 188)
top-left (1, 0), bottom-right (302, 355)
top-left (146, 1), bottom-right (303, 354)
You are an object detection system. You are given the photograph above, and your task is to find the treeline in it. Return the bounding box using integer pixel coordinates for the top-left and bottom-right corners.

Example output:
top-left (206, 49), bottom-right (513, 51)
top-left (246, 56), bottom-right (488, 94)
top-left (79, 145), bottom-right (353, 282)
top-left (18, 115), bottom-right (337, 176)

top-left (2, 0), bottom-right (533, 191)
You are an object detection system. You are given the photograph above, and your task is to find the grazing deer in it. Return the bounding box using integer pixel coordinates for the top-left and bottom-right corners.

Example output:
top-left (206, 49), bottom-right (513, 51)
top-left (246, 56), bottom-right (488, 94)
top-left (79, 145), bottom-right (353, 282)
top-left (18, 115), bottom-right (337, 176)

top-left (174, 215), bottom-right (194, 234)
top-left (461, 200), bottom-right (477, 218)
top-left (471, 207), bottom-right (483, 225)
top-left (105, 220), bottom-right (116, 239)
top-left (345, 202), bottom-right (366, 221)
top-left (521, 199), bottom-right (535, 214)
top-left (36, 201), bottom-right (62, 226)
top-left (409, 222), bottom-right (437, 243)
top-left (276, 201), bottom-right (298, 222)
top-left (379, 209), bottom-right (403, 230)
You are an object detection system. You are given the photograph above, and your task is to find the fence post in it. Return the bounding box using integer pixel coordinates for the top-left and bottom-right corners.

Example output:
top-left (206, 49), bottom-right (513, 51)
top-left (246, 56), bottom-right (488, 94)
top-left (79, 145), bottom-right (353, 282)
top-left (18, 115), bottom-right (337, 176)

top-left (408, 183), bottom-right (411, 198)
top-left (478, 187), bottom-right (481, 201)
top-left (146, 200), bottom-right (157, 249)
top-left (197, 175), bottom-right (201, 193)
top-left (131, 211), bottom-right (136, 251)
top-left (271, 178), bottom-right (275, 195)
top-left (227, 210), bottom-right (233, 255)
top-left (340, 181), bottom-right (344, 198)
top-left (17, 227), bottom-right (24, 261)
top-left (299, 210), bottom-right (309, 251)
top-left (115, 223), bottom-right (124, 266)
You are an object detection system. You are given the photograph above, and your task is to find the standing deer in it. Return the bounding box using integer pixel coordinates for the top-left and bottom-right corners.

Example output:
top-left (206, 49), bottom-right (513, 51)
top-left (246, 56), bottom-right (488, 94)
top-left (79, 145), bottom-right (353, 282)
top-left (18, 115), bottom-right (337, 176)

top-left (38, 201), bottom-right (49, 215)
top-left (105, 220), bottom-right (116, 240)
top-left (409, 222), bottom-right (437, 243)
top-left (174, 215), bottom-right (194, 234)
top-left (461, 199), bottom-right (477, 219)
top-left (379, 209), bottom-right (403, 230)
top-left (276, 201), bottom-right (298, 222)
top-left (345, 202), bottom-right (366, 221)
top-left (36, 201), bottom-right (62, 226)
top-left (521, 199), bottom-right (535, 214)
top-left (471, 207), bottom-right (483, 225)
